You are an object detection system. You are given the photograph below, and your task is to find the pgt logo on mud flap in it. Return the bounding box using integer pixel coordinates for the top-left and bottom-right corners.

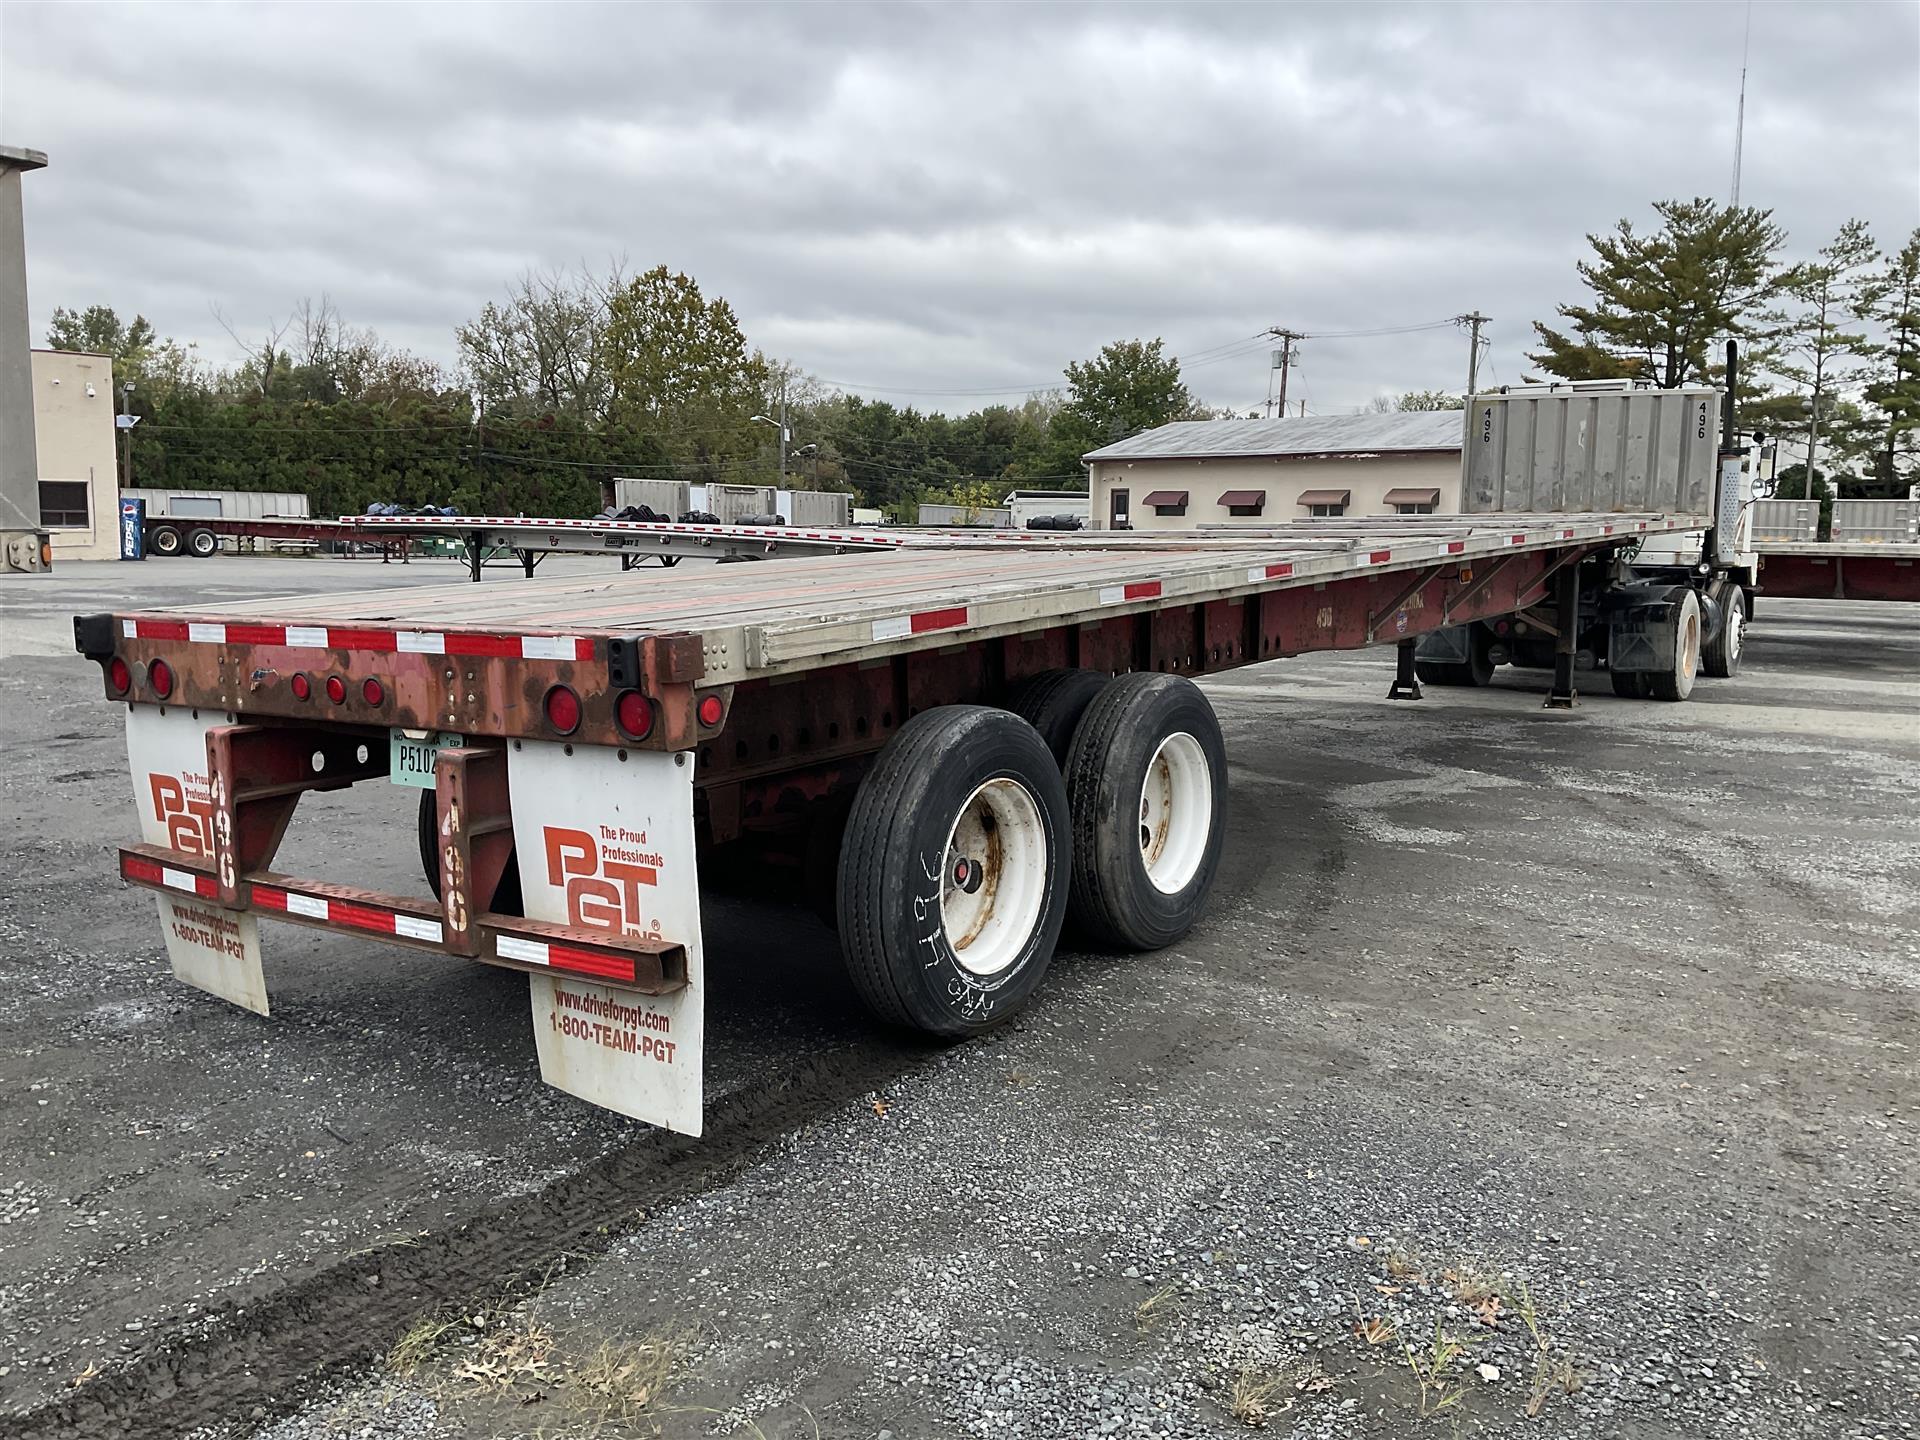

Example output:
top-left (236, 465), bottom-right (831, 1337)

top-left (150, 774), bottom-right (214, 856)
top-left (543, 826), bottom-right (662, 936)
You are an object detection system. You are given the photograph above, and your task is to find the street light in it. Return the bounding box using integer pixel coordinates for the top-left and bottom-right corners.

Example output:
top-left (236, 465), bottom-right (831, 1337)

top-left (750, 410), bottom-right (790, 483)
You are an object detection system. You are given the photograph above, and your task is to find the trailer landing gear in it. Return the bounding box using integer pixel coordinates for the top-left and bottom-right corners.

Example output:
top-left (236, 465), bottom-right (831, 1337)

top-left (1388, 639), bottom-right (1424, 700)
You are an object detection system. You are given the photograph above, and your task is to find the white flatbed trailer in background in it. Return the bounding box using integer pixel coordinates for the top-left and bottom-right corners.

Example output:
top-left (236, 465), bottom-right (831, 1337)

top-left (74, 381), bottom-right (1746, 1136)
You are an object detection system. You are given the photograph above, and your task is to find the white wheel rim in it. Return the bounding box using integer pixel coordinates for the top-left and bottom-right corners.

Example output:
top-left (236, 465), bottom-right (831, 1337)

top-left (1139, 732), bottom-right (1211, 895)
top-left (1725, 604), bottom-right (1743, 660)
top-left (938, 777), bottom-right (1047, 978)
top-left (1680, 612), bottom-right (1700, 679)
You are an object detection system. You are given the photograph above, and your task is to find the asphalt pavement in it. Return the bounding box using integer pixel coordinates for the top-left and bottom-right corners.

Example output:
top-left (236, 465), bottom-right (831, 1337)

top-left (1, 555), bottom-right (1915, 1440)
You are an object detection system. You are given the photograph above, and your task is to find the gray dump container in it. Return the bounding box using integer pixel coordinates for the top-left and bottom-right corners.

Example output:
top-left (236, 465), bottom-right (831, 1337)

top-left (1750, 499), bottom-right (1820, 544)
top-left (785, 489), bottom-right (854, 527)
top-left (706, 484), bottom-right (776, 523)
top-left (613, 479), bottom-right (690, 517)
top-left (123, 487), bottom-right (311, 519)
top-left (1462, 384), bottom-right (1719, 515)
top-left (1830, 499), bottom-right (1918, 544)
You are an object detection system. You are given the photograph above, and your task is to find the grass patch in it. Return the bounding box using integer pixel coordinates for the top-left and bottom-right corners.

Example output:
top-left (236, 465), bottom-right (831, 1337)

top-left (1402, 1316), bottom-right (1474, 1419)
top-left (1512, 1280), bottom-right (1584, 1417)
top-left (1135, 1283), bottom-right (1180, 1336)
top-left (565, 1330), bottom-right (688, 1428)
top-left (1227, 1366), bottom-right (1290, 1428)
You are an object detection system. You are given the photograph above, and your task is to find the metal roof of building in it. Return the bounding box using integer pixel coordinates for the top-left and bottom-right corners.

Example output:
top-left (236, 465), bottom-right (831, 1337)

top-left (1083, 411), bottom-right (1465, 463)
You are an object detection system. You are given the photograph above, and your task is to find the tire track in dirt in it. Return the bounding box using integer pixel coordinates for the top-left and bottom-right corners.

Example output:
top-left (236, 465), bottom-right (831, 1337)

top-left (9, 1039), bottom-right (933, 1440)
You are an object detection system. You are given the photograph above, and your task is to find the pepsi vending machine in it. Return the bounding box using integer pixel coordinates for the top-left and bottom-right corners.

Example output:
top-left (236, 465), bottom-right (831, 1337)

top-left (119, 496), bottom-right (145, 560)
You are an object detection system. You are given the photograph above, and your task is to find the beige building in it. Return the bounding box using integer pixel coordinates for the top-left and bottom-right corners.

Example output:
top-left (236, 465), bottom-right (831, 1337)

top-left (1085, 412), bottom-right (1464, 531)
top-left (33, 348), bottom-right (120, 560)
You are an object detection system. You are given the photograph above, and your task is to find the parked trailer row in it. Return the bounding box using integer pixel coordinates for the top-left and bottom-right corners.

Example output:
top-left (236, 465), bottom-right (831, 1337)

top-left (1750, 498), bottom-right (1920, 603)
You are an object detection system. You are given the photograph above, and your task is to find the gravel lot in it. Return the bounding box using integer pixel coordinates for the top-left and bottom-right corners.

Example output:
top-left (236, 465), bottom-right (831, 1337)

top-left (2, 556), bottom-right (1916, 1440)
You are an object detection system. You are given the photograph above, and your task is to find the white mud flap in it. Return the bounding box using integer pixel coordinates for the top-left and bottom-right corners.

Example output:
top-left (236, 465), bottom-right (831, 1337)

top-left (124, 706), bottom-right (269, 1016)
top-left (508, 742), bottom-right (705, 1135)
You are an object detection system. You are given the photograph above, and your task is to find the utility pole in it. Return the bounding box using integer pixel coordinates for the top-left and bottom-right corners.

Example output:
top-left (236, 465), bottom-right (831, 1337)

top-left (119, 381), bottom-right (135, 491)
top-left (1458, 312), bottom-right (1489, 399)
top-left (1266, 329), bottom-right (1301, 421)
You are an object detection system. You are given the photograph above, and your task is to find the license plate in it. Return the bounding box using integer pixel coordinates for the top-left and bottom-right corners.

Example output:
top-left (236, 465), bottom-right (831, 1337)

top-left (389, 730), bottom-right (463, 788)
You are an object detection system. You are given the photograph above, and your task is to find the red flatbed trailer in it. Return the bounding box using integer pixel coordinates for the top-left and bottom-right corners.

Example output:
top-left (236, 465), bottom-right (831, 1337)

top-left (75, 505), bottom-right (1721, 1134)
top-left (1754, 543), bottom-right (1920, 604)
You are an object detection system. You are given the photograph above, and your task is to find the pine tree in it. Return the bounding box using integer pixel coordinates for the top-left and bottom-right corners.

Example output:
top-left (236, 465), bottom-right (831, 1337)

top-left (1529, 199), bottom-right (1799, 390)
top-left (1858, 228), bottom-right (1920, 496)
top-left (1762, 219), bottom-right (1879, 493)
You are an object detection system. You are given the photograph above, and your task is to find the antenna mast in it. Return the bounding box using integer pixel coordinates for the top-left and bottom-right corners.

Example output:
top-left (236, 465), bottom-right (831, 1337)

top-left (1730, 1), bottom-right (1752, 205)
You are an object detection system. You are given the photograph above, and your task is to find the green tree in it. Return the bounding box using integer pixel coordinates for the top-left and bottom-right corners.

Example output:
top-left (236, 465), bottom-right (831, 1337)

top-left (1038, 338), bottom-right (1202, 481)
top-left (1858, 228), bottom-right (1920, 495)
top-left (1529, 199), bottom-right (1800, 390)
top-left (1761, 219), bottom-right (1879, 495)
top-left (604, 266), bottom-right (767, 470)
top-left (1368, 389), bottom-right (1464, 412)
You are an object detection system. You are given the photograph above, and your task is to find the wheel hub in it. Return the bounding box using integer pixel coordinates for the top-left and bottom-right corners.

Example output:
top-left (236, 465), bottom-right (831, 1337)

top-left (938, 778), bottom-right (1047, 978)
top-left (1138, 731), bottom-right (1212, 895)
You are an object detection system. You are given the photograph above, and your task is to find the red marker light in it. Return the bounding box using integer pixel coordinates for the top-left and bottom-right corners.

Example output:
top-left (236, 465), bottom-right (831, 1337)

top-left (362, 677), bottom-right (386, 706)
top-left (325, 675), bottom-right (347, 704)
top-left (108, 658), bottom-right (131, 694)
top-left (544, 684), bottom-right (582, 735)
top-left (290, 673), bottom-right (311, 700)
top-left (148, 659), bottom-right (174, 700)
top-left (615, 689), bottom-right (653, 740)
top-left (697, 693), bottom-right (724, 728)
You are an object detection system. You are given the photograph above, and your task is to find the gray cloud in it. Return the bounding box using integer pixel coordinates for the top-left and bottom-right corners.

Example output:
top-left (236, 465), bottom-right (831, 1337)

top-left (4, 0), bottom-right (1915, 415)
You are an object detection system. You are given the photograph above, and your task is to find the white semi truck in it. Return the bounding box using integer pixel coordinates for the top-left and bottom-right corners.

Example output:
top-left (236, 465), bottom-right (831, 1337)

top-left (1417, 379), bottom-right (1758, 699)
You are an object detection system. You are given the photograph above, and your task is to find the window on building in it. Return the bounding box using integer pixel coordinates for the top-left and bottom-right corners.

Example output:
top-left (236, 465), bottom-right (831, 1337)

top-left (38, 480), bottom-right (90, 528)
top-left (1142, 489), bottom-right (1189, 516)
top-left (1217, 489), bottom-right (1266, 518)
top-left (1297, 488), bottom-right (1350, 518)
top-left (1383, 488), bottom-right (1441, 517)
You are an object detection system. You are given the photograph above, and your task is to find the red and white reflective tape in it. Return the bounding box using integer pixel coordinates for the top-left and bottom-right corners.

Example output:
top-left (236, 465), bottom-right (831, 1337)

top-left (120, 617), bottom-right (591, 661)
top-left (1245, 562), bottom-right (1295, 583)
top-left (871, 605), bottom-right (969, 642)
top-left (1445, 541), bottom-right (1467, 554)
top-left (497, 934), bottom-right (639, 982)
top-left (124, 853), bottom-right (219, 898)
top-left (1097, 580), bottom-right (1163, 605)
top-left (1368, 549), bottom-right (1393, 564)
top-left (252, 883), bottom-right (444, 943)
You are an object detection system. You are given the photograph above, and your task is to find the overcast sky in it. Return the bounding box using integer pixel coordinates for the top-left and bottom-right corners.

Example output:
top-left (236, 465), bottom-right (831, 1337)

top-left (3, 1), bottom-right (1916, 417)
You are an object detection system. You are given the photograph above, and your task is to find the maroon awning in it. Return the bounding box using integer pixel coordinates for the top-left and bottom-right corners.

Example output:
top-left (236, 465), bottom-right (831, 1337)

top-left (1296, 489), bottom-right (1350, 506)
top-left (1382, 487), bottom-right (1441, 505)
top-left (1218, 490), bottom-right (1267, 507)
top-left (1141, 490), bottom-right (1189, 506)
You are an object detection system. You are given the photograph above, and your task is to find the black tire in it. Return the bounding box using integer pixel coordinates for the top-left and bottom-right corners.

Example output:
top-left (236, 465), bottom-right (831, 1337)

top-left (1415, 625), bottom-right (1495, 688)
top-left (186, 528), bottom-right (218, 558)
top-left (1703, 582), bottom-right (1744, 678)
top-left (1006, 668), bottom-right (1111, 767)
top-left (416, 789), bottom-right (523, 915)
top-left (1647, 589), bottom-right (1702, 702)
top-left (148, 524), bottom-right (183, 558)
top-left (1610, 670), bottom-right (1653, 699)
top-left (837, 706), bottom-right (1070, 1035)
top-left (1064, 673), bottom-right (1227, 951)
